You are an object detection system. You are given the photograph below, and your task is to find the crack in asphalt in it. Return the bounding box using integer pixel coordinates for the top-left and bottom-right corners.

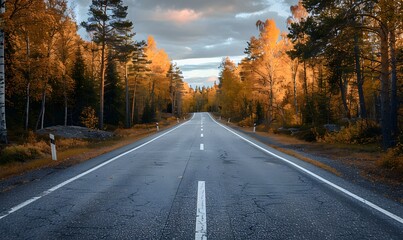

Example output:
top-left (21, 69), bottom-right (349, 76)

top-left (159, 136), bottom-right (196, 240)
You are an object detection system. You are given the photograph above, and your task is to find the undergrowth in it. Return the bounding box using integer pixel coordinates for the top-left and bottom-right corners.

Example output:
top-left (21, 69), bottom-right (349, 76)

top-left (378, 143), bottom-right (403, 180)
top-left (321, 120), bottom-right (381, 144)
top-left (0, 138), bottom-right (88, 165)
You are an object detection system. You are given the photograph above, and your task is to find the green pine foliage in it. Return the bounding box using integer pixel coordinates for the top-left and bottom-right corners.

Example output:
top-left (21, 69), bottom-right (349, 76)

top-left (72, 48), bottom-right (97, 126)
top-left (104, 56), bottom-right (125, 126)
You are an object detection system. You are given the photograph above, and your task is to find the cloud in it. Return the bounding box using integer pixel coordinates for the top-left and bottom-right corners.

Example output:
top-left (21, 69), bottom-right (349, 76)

top-left (152, 7), bottom-right (203, 24)
top-left (207, 76), bottom-right (218, 82)
top-left (235, 10), bottom-right (267, 19)
top-left (174, 55), bottom-right (244, 87)
top-left (73, 0), bottom-right (299, 87)
top-left (204, 37), bottom-right (234, 49)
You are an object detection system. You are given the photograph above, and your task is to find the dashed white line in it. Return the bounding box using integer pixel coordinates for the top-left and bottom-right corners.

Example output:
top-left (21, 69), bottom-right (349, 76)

top-left (200, 144), bottom-right (204, 150)
top-left (207, 113), bottom-right (403, 225)
top-left (195, 181), bottom-right (207, 240)
top-left (201, 128), bottom-right (203, 131)
top-left (201, 133), bottom-right (204, 138)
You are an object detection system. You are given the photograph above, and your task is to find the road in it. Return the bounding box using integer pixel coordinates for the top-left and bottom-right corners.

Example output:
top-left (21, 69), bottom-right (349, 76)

top-left (0, 112), bottom-right (402, 239)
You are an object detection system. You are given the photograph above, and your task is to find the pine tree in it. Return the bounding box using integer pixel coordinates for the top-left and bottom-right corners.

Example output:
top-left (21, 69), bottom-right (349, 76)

top-left (72, 46), bottom-right (97, 126)
top-left (104, 53), bottom-right (124, 126)
top-left (81, 0), bottom-right (133, 129)
top-left (129, 41), bottom-right (150, 124)
top-left (167, 63), bottom-right (184, 116)
top-left (115, 36), bottom-right (135, 128)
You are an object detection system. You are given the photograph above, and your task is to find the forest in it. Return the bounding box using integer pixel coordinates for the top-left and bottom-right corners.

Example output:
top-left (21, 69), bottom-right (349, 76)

top-left (193, 0), bottom-right (402, 152)
top-left (0, 0), bottom-right (402, 156)
top-left (0, 0), bottom-right (193, 144)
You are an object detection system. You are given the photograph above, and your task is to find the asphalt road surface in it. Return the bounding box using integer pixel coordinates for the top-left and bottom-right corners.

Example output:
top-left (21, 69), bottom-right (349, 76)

top-left (0, 112), bottom-right (402, 239)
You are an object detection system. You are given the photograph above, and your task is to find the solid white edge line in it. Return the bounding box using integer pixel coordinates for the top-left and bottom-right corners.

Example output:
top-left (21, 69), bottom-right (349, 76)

top-left (195, 181), bottom-right (207, 240)
top-left (208, 113), bottom-right (403, 225)
top-left (200, 144), bottom-right (204, 151)
top-left (0, 120), bottom-right (190, 220)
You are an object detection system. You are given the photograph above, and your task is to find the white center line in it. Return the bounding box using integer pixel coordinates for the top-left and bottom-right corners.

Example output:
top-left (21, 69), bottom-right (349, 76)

top-left (200, 144), bottom-right (204, 150)
top-left (201, 133), bottom-right (204, 138)
top-left (201, 128), bottom-right (203, 131)
top-left (195, 181), bottom-right (207, 240)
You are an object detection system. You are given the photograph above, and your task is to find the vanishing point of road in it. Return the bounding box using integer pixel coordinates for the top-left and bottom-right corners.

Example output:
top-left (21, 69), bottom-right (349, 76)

top-left (0, 113), bottom-right (402, 239)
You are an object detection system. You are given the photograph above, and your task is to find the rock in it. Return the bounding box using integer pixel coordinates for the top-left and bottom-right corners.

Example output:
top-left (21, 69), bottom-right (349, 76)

top-left (36, 126), bottom-right (114, 139)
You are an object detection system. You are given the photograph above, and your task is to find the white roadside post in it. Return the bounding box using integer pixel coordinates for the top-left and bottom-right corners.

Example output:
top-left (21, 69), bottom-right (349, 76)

top-left (253, 123), bottom-right (256, 133)
top-left (227, 118), bottom-right (230, 123)
top-left (156, 122), bottom-right (159, 131)
top-left (177, 118), bottom-right (179, 123)
top-left (49, 134), bottom-right (57, 161)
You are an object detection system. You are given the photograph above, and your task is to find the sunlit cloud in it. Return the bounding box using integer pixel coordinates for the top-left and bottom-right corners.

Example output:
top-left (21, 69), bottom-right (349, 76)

top-left (174, 55), bottom-right (244, 87)
top-left (207, 76), bottom-right (218, 82)
top-left (235, 10), bottom-right (266, 19)
top-left (204, 37), bottom-right (235, 49)
top-left (236, 0), bottom-right (290, 19)
top-left (153, 7), bottom-right (203, 24)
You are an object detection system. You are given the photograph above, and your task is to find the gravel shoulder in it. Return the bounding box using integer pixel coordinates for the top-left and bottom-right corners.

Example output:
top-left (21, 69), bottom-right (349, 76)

top-left (228, 124), bottom-right (403, 203)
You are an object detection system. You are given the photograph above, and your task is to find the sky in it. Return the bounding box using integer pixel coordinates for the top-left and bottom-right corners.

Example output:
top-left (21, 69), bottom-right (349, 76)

top-left (72, 0), bottom-right (298, 88)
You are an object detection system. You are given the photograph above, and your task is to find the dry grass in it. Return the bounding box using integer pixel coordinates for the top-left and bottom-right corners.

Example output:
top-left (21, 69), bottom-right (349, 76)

top-left (269, 145), bottom-right (342, 176)
top-left (254, 130), bottom-right (403, 184)
top-left (375, 144), bottom-right (403, 182)
top-left (218, 117), bottom-right (342, 176)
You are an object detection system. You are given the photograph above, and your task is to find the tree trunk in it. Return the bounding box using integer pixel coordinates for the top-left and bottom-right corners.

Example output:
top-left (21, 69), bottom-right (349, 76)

top-left (379, 26), bottom-right (392, 149)
top-left (269, 77), bottom-right (274, 123)
top-left (354, 33), bottom-right (367, 118)
top-left (389, 28), bottom-right (398, 143)
top-left (124, 63), bottom-right (130, 128)
top-left (36, 85), bottom-right (47, 130)
top-left (303, 60), bottom-right (308, 95)
top-left (131, 77), bottom-right (137, 124)
top-left (0, 0), bottom-right (7, 143)
top-left (25, 34), bottom-right (30, 130)
top-left (340, 76), bottom-right (351, 119)
top-left (41, 89), bottom-right (46, 130)
top-left (172, 92), bottom-right (176, 116)
top-left (292, 59), bottom-right (299, 116)
top-left (63, 69), bottom-right (68, 126)
top-left (25, 81), bottom-right (30, 130)
top-left (99, 41), bottom-right (106, 129)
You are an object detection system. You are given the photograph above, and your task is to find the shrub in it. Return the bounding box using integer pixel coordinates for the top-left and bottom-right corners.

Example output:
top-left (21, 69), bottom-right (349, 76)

top-left (56, 138), bottom-right (87, 151)
top-left (294, 129), bottom-right (317, 142)
top-left (322, 119), bottom-right (381, 144)
top-left (238, 118), bottom-right (253, 127)
top-left (378, 143), bottom-right (403, 178)
top-left (0, 144), bottom-right (45, 164)
top-left (80, 107), bottom-right (98, 129)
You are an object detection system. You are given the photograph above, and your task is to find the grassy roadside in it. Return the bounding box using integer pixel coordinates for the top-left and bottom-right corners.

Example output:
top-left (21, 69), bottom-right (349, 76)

top-left (216, 118), bottom-right (346, 176)
top-left (268, 144), bottom-right (342, 176)
top-left (219, 118), bottom-right (402, 185)
top-left (0, 120), bottom-right (179, 180)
